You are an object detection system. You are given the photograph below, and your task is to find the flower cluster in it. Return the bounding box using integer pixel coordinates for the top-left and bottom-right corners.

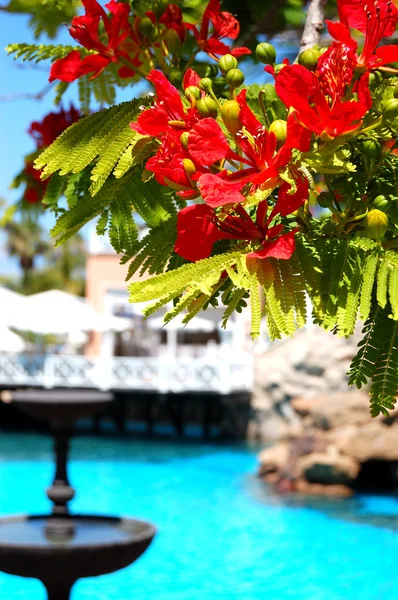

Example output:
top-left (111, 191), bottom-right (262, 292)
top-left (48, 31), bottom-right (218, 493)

top-left (129, 0), bottom-right (398, 267)
top-left (20, 107), bottom-right (80, 204)
top-left (49, 0), bottom-right (250, 83)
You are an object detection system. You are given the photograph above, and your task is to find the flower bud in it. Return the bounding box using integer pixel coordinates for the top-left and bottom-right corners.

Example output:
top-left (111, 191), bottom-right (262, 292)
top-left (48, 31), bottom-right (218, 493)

top-left (139, 17), bottom-right (155, 37)
top-left (226, 68), bottom-right (244, 88)
top-left (317, 192), bottom-right (334, 209)
top-left (369, 71), bottom-right (384, 88)
top-left (361, 138), bottom-right (382, 158)
top-left (255, 43), bottom-right (277, 65)
top-left (212, 76), bottom-right (227, 93)
top-left (268, 119), bottom-right (287, 148)
top-left (180, 132), bottom-right (190, 149)
top-left (221, 100), bottom-right (241, 135)
top-left (204, 64), bottom-right (219, 78)
top-left (185, 86), bottom-right (201, 100)
top-left (183, 158), bottom-right (196, 179)
top-left (165, 29), bottom-right (183, 53)
top-left (153, 0), bottom-right (169, 17)
top-left (219, 54), bottom-right (239, 74)
top-left (199, 77), bottom-right (213, 92)
top-left (364, 209), bottom-right (389, 239)
top-left (273, 63), bottom-right (287, 76)
top-left (298, 48), bottom-right (321, 71)
top-left (383, 99), bottom-right (398, 121)
top-left (197, 97), bottom-right (218, 118)
top-left (169, 69), bottom-right (182, 86)
top-left (372, 195), bottom-right (390, 210)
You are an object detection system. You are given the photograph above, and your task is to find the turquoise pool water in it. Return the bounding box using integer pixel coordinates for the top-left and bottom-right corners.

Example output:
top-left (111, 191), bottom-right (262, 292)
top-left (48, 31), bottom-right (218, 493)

top-left (0, 433), bottom-right (397, 600)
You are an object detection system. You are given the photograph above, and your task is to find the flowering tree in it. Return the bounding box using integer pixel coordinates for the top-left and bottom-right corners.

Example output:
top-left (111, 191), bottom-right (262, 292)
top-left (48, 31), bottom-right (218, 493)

top-left (6, 0), bottom-right (398, 416)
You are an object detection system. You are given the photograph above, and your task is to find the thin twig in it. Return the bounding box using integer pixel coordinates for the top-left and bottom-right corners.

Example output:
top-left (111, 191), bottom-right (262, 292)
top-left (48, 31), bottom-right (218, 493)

top-left (0, 82), bottom-right (54, 102)
top-left (299, 0), bottom-right (327, 54)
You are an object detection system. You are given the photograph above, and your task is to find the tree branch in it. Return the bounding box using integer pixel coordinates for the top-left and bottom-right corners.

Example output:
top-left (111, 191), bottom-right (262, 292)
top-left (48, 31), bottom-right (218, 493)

top-left (299, 0), bottom-right (327, 53)
top-left (0, 83), bottom-right (54, 102)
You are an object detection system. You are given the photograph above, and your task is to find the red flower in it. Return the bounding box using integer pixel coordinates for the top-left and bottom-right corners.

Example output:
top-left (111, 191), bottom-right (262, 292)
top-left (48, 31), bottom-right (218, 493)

top-left (326, 0), bottom-right (398, 72)
top-left (174, 204), bottom-right (238, 261)
top-left (187, 0), bottom-right (251, 58)
top-left (28, 106), bottom-right (80, 148)
top-left (145, 131), bottom-right (202, 199)
top-left (189, 92), bottom-right (310, 207)
top-left (23, 107), bottom-right (80, 204)
top-left (174, 198), bottom-right (300, 263)
top-left (49, 0), bottom-right (136, 83)
top-left (159, 4), bottom-right (188, 43)
top-left (131, 69), bottom-right (200, 137)
top-left (276, 63), bottom-right (372, 140)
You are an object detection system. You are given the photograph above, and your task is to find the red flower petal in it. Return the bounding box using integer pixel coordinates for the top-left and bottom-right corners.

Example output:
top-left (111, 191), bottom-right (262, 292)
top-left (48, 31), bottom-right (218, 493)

top-left (183, 68), bottom-right (201, 90)
top-left (272, 179), bottom-right (309, 218)
top-left (325, 20), bottom-right (357, 50)
top-left (230, 47), bottom-right (252, 56)
top-left (131, 106), bottom-right (169, 136)
top-left (286, 111), bottom-right (312, 152)
top-left (198, 173), bottom-right (245, 207)
top-left (49, 51), bottom-right (108, 82)
top-left (175, 204), bottom-right (233, 262)
top-left (236, 89), bottom-right (262, 132)
top-left (374, 44), bottom-right (398, 66)
top-left (188, 118), bottom-right (230, 165)
top-left (248, 230), bottom-right (297, 260)
top-left (147, 69), bottom-right (184, 118)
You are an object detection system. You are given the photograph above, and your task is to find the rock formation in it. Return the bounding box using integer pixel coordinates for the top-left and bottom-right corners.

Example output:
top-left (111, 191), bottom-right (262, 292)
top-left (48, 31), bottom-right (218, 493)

top-left (252, 327), bottom-right (398, 495)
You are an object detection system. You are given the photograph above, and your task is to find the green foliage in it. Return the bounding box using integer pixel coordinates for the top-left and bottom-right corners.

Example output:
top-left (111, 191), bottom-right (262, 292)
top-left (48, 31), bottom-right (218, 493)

top-left (6, 43), bottom-right (88, 63)
top-left (348, 305), bottom-right (398, 417)
top-left (35, 99), bottom-right (151, 194)
top-left (3, 0), bottom-right (79, 38)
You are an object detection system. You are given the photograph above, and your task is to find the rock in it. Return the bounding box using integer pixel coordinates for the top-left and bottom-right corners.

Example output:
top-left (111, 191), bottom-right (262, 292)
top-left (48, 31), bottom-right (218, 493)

top-left (291, 391), bottom-right (371, 430)
top-left (258, 443), bottom-right (290, 475)
top-left (295, 479), bottom-right (353, 497)
top-left (336, 421), bottom-right (398, 462)
top-left (297, 451), bottom-right (360, 485)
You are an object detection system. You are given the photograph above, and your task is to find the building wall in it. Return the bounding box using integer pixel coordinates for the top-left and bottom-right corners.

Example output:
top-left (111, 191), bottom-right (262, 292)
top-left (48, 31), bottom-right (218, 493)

top-left (85, 254), bottom-right (134, 355)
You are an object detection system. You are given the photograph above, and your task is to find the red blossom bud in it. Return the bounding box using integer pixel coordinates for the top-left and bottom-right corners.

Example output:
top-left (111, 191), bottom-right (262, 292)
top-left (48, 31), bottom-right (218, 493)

top-left (298, 48), bottom-right (321, 71)
top-left (221, 100), bottom-right (241, 135)
top-left (372, 195), bottom-right (390, 210)
top-left (183, 158), bottom-right (196, 179)
top-left (255, 43), bottom-right (276, 65)
top-left (226, 68), bottom-right (244, 88)
top-left (165, 29), bottom-right (183, 53)
top-left (185, 86), bottom-right (201, 100)
top-left (180, 132), bottom-right (190, 149)
top-left (364, 209), bottom-right (389, 239)
top-left (197, 97), bottom-right (218, 118)
top-left (139, 17), bottom-right (155, 37)
top-left (268, 119), bottom-right (287, 148)
top-left (219, 54), bottom-right (238, 74)
top-left (361, 138), bottom-right (382, 158)
top-left (383, 99), bottom-right (398, 121)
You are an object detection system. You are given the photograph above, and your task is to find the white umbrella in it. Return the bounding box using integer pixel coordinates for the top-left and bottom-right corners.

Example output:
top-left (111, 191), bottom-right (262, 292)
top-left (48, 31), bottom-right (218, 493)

top-left (0, 325), bottom-right (25, 352)
top-left (0, 287), bottom-right (27, 328)
top-left (10, 290), bottom-right (131, 335)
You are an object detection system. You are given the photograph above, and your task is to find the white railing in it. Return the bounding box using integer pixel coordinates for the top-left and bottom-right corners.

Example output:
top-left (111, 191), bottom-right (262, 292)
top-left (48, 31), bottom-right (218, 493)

top-left (0, 353), bottom-right (253, 394)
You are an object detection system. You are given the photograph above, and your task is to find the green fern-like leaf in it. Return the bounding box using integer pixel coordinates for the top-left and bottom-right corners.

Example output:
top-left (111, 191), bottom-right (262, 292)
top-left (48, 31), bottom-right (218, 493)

top-left (359, 251), bottom-right (379, 321)
top-left (108, 199), bottom-right (139, 255)
top-left (369, 319), bottom-right (398, 417)
top-left (249, 277), bottom-right (262, 339)
top-left (376, 258), bottom-right (389, 308)
top-left (35, 99), bottom-right (149, 184)
top-left (348, 304), bottom-right (388, 389)
top-left (6, 43), bottom-right (88, 63)
top-left (128, 251), bottom-right (242, 304)
top-left (41, 172), bottom-right (66, 211)
top-left (388, 265), bottom-right (398, 320)
top-left (221, 288), bottom-right (247, 329)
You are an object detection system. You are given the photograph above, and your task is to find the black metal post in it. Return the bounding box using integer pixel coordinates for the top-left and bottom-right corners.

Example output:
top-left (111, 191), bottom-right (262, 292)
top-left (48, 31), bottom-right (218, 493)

top-left (44, 579), bottom-right (75, 600)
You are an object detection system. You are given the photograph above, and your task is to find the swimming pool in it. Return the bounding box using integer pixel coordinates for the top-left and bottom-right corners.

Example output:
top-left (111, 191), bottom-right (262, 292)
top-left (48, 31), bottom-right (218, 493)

top-left (0, 433), bottom-right (397, 600)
